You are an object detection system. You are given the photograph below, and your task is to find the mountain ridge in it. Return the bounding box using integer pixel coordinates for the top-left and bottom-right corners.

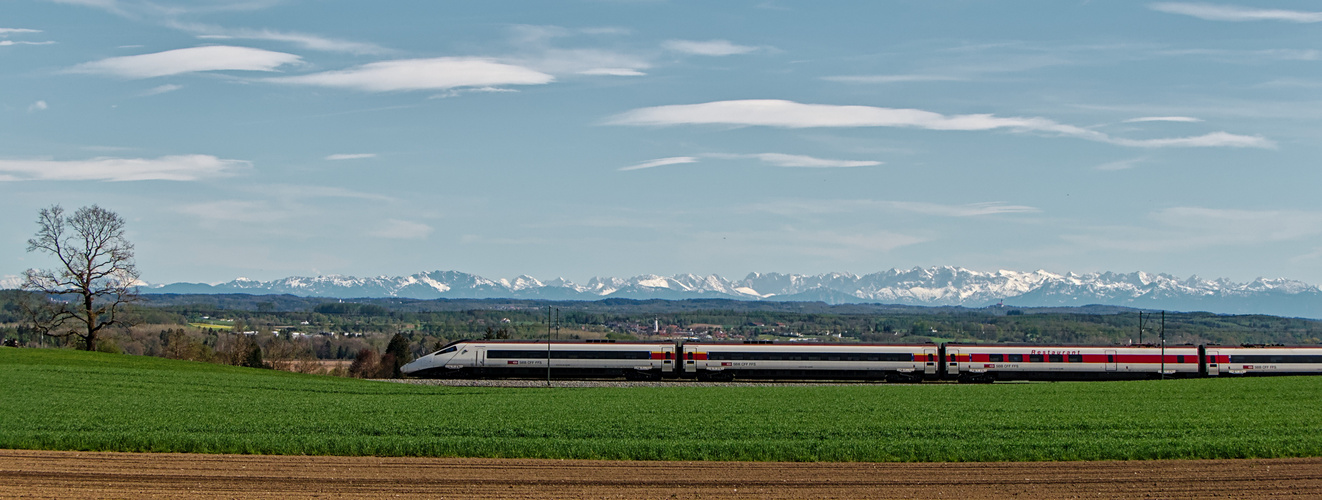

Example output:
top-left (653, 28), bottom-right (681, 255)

top-left (129, 267), bottom-right (1322, 318)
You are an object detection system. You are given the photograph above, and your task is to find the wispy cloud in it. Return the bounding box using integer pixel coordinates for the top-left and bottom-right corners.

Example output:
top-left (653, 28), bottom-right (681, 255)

top-left (269, 57), bottom-right (554, 92)
top-left (141, 84), bottom-right (182, 96)
top-left (1158, 48), bottom-right (1320, 61)
top-left (0, 155), bottom-right (248, 182)
top-left (1123, 116), bottom-right (1202, 123)
top-left (325, 153), bottom-right (377, 161)
top-left (0, 28), bottom-right (54, 46)
top-left (179, 200), bottom-right (285, 223)
top-left (502, 24), bottom-right (652, 77)
top-left (706, 153), bottom-right (880, 168)
top-left (883, 201), bottom-right (1039, 217)
top-left (368, 219), bottom-right (434, 239)
top-left (508, 48), bottom-right (650, 77)
top-left (662, 39), bottom-right (758, 56)
top-left (0, 40), bottom-right (55, 46)
top-left (245, 184), bottom-right (395, 202)
top-left (608, 99), bottom-right (1275, 149)
top-left (173, 21), bottom-right (389, 55)
top-left (1065, 206), bottom-right (1322, 252)
top-left (1149, 3), bottom-right (1322, 23)
top-left (620, 153), bottom-right (880, 171)
top-left (27, 101), bottom-right (48, 112)
top-left (744, 199), bottom-right (1038, 217)
top-left (71, 46), bottom-right (301, 78)
top-left (822, 74), bottom-right (964, 84)
top-left (1095, 158), bottom-right (1146, 171)
top-left (619, 156), bottom-right (698, 171)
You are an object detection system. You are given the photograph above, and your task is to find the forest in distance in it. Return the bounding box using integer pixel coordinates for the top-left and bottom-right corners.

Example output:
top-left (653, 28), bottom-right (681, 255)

top-left (3, 291), bottom-right (1321, 377)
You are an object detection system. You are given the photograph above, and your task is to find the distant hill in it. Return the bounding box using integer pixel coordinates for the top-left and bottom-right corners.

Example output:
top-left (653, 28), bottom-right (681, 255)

top-left (134, 267), bottom-right (1322, 318)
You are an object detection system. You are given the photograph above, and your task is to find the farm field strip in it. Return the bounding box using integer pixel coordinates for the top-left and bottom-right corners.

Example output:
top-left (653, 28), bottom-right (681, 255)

top-left (3, 449), bottom-right (1321, 499)
top-left (3, 348), bottom-right (1322, 462)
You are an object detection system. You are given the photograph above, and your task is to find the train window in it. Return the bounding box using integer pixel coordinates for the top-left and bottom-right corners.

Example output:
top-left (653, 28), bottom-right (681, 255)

top-left (989, 354), bottom-right (1004, 362)
top-left (1008, 354), bottom-right (1024, 363)
top-left (1068, 354), bottom-right (1082, 363)
top-left (432, 346), bottom-right (458, 356)
top-left (1029, 354), bottom-right (1044, 363)
top-left (1108, 355), bottom-right (1114, 363)
top-left (665, 352), bottom-right (672, 360)
top-left (1176, 355), bottom-right (1184, 364)
top-left (1048, 354), bottom-right (1063, 363)
top-left (686, 352), bottom-right (694, 360)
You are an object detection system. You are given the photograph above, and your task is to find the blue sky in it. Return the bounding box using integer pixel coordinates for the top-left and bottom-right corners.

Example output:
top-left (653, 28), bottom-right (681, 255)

top-left (4, 0), bottom-right (1322, 285)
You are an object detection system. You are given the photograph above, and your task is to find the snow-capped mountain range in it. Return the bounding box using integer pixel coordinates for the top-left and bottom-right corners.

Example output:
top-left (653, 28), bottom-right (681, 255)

top-left (130, 267), bottom-right (1322, 317)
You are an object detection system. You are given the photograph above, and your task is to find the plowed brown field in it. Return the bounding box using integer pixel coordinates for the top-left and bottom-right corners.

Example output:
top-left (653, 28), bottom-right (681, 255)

top-left (2, 449), bottom-right (1319, 499)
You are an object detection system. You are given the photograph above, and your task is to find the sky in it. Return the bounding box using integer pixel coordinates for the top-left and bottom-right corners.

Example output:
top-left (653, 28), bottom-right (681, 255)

top-left (4, 0), bottom-right (1322, 286)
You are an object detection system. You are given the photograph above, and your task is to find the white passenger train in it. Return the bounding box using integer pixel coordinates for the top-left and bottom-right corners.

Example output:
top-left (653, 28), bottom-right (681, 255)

top-left (399, 339), bottom-right (1322, 382)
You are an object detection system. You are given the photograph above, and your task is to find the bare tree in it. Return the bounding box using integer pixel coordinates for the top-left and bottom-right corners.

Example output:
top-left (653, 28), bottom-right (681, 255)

top-left (22, 205), bottom-right (140, 351)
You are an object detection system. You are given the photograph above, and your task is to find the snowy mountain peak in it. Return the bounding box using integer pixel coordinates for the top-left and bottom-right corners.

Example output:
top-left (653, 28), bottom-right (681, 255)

top-left (126, 267), bottom-right (1322, 317)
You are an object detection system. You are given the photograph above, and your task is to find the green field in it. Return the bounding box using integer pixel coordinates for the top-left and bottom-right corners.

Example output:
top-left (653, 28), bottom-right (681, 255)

top-left (2, 348), bottom-right (1321, 462)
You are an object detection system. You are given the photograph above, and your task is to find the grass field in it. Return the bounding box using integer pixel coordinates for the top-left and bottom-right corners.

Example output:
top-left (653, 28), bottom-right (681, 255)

top-left (187, 322), bottom-right (233, 330)
top-left (2, 348), bottom-right (1321, 462)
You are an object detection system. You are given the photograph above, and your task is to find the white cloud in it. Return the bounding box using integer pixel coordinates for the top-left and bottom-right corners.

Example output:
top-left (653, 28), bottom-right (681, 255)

top-left (0, 155), bottom-right (248, 182)
top-left (174, 22), bottom-right (388, 55)
top-left (0, 40), bottom-right (55, 46)
top-left (708, 153), bottom-right (881, 168)
top-left (0, 28), bottom-right (42, 35)
top-left (1111, 131), bottom-right (1271, 148)
top-left (578, 68), bottom-right (645, 76)
top-left (619, 156), bottom-right (698, 171)
top-left (27, 100), bottom-right (48, 112)
top-left (71, 46), bottom-right (301, 78)
top-left (608, 99), bottom-right (1275, 149)
top-left (429, 86), bottom-right (521, 99)
top-left (1094, 158), bottom-right (1145, 171)
top-left (822, 74), bottom-right (964, 84)
top-left (325, 153), bottom-right (376, 161)
top-left (620, 153), bottom-right (880, 171)
top-left (510, 48), bottom-right (650, 77)
top-left (141, 84), bottom-right (182, 96)
top-left (270, 57), bottom-right (554, 92)
top-left (1123, 116), bottom-right (1202, 123)
top-left (1149, 3), bottom-right (1322, 23)
top-left (662, 39), bottom-right (758, 56)
top-left (501, 25), bottom-right (652, 77)
top-left (368, 219), bottom-right (434, 240)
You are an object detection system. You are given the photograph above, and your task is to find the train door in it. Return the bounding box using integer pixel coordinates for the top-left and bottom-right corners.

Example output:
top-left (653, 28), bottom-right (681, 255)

top-left (662, 345), bottom-right (675, 375)
top-left (1206, 349), bottom-right (1220, 376)
top-left (946, 347), bottom-right (961, 377)
top-left (684, 344), bottom-right (698, 377)
top-left (1105, 350), bottom-right (1117, 372)
top-left (923, 347), bottom-right (937, 376)
top-left (474, 347), bottom-right (485, 367)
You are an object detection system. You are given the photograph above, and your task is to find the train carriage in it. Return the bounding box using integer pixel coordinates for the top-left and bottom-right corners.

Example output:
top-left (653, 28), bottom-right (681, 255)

top-left (683, 342), bottom-right (935, 381)
top-left (400, 340), bottom-right (676, 379)
top-left (402, 339), bottom-right (1322, 382)
top-left (945, 343), bottom-right (1201, 382)
top-left (1206, 345), bottom-right (1322, 376)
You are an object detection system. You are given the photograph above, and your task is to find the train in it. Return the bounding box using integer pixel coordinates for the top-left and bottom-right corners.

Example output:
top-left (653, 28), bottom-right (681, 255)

top-left (399, 339), bottom-right (1322, 382)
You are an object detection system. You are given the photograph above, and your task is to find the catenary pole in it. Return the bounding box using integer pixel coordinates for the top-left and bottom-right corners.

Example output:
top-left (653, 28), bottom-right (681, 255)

top-left (547, 305), bottom-right (552, 386)
top-left (1160, 310), bottom-right (1166, 380)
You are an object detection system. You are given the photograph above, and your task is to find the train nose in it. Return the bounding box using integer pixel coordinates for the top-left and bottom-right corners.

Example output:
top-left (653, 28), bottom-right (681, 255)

top-left (400, 358), bottom-right (425, 375)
